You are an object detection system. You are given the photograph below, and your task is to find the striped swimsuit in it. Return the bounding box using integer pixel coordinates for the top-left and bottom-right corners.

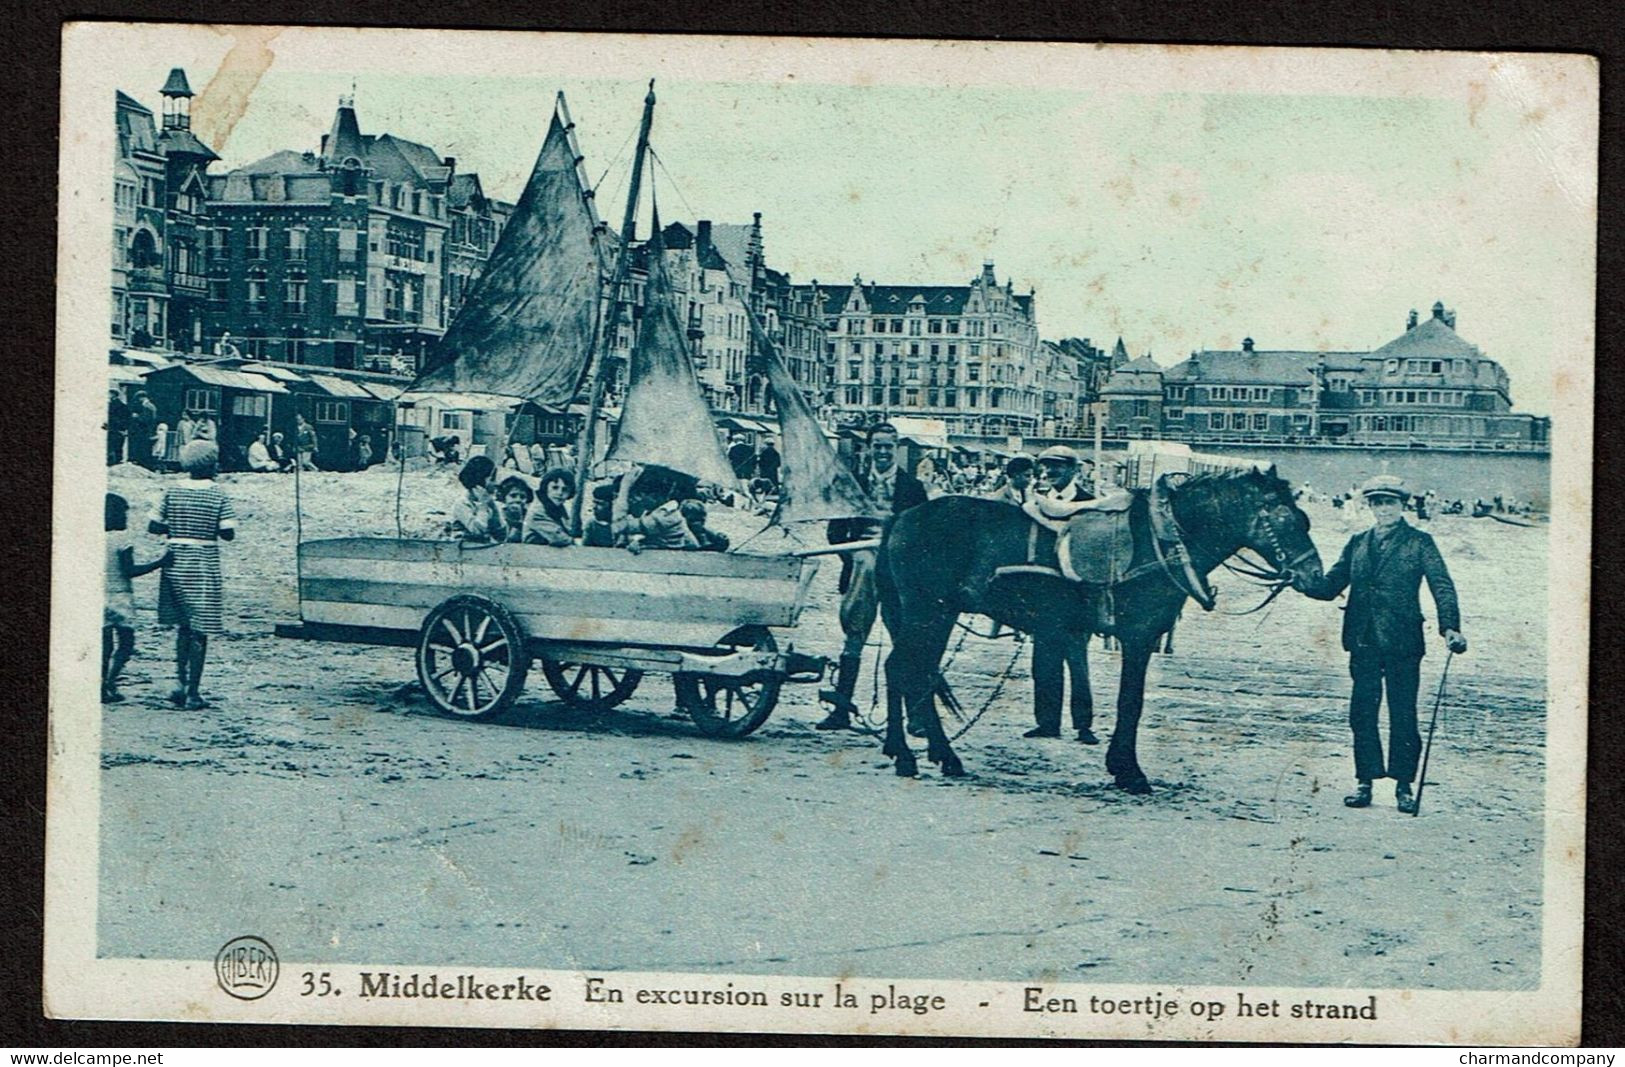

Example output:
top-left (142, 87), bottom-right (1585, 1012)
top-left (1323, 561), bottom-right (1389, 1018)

top-left (155, 483), bottom-right (235, 635)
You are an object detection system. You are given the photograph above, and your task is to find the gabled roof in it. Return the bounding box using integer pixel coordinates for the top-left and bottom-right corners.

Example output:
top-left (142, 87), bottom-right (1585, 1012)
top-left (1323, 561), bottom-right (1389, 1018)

top-left (369, 133), bottom-right (451, 186)
top-left (115, 90), bottom-right (151, 115)
top-left (1371, 315), bottom-right (1481, 360)
top-left (1164, 349), bottom-right (1367, 384)
top-left (236, 150), bottom-right (322, 175)
top-left (708, 222), bottom-right (755, 279)
top-left (158, 127), bottom-right (219, 162)
top-left (1101, 357), bottom-right (1166, 395)
top-left (447, 172), bottom-right (484, 209)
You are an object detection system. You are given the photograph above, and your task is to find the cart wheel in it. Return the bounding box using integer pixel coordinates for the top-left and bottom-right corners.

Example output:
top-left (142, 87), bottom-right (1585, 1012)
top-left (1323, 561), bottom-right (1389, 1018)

top-left (415, 595), bottom-right (529, 722)
top-left (675, 626), bottom-right (781, 739)
top-left (540, 659), bottom-right (644, 712)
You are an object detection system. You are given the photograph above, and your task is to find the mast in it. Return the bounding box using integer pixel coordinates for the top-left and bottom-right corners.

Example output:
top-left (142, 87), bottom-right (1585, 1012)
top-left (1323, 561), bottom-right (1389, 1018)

top-left (571, 80), bottom-right (657, 531)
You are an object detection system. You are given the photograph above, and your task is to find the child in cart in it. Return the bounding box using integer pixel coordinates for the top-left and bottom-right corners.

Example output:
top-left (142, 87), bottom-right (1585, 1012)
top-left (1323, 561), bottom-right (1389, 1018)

top-left (103, 493), bottom-right (169, 703)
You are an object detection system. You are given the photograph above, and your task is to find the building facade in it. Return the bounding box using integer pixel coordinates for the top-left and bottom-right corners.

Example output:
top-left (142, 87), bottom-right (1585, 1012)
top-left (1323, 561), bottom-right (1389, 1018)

top-left (113, 70), bottom-right (219, 353)
top-left (1092, 303), bottom-right (1548, 451)
top-left (802, 262), bottom-right (1045, 435)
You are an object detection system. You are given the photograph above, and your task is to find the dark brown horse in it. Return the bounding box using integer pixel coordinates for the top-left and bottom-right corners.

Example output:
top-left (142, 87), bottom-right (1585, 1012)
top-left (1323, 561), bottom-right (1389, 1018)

top-left (875, 467), bottom-right (1325, 792)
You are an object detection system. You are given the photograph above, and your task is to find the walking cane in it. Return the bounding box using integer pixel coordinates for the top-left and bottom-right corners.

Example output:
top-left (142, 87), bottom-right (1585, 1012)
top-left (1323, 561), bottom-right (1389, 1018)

top-left (1411, 651), bottom-right (1455, 817)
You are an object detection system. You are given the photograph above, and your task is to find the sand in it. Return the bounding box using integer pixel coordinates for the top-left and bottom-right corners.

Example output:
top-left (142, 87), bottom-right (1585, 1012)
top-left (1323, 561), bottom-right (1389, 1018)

top-left (95, 464), bottom-right (1547, 989)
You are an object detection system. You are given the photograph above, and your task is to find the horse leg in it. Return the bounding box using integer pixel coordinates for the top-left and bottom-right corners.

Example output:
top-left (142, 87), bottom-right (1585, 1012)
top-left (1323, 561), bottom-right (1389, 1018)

top-left (1105, 637), bottom-right (1156, 793)
top-left (882, 644), bottom-right (917, 777)
top-left (909, 616), bottom-right (965, 777)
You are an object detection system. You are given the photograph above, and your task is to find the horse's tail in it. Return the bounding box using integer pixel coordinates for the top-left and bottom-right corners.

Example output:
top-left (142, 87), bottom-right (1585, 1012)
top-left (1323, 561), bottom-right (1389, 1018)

top-left (875, 530), bottom-right (900, 633)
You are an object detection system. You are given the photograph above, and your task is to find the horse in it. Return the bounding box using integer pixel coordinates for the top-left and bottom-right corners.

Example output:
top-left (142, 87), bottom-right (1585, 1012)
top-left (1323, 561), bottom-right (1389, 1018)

top-left (874, 466), bottom-right (1325, 792)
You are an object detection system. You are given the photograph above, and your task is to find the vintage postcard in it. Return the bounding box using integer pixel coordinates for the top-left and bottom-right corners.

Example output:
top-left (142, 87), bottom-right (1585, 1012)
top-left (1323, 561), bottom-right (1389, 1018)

top-left (47, 24), bottom-right (1595, 1042)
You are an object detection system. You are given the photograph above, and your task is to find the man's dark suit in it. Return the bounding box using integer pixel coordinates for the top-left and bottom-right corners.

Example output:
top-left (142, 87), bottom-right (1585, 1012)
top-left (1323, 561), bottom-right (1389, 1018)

top-left (1032, 479), bottom-right (1096, 738)
top-left (1307, 520), bottom-right (1461, 783)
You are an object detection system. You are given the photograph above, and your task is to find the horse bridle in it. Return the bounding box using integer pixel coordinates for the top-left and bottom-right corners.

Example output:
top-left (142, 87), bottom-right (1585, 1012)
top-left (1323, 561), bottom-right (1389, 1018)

top-left (1161, 490), bottom-right (1314, 614)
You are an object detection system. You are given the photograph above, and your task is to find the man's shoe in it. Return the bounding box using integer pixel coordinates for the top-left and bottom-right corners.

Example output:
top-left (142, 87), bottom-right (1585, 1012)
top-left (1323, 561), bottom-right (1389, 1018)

top-left (1077, 728), bottom-right (1100, 745)
top-left (814, 707), bottom-right (852, 731)
top-left (1396, 784), bottom-right (1418, 815)
top-left (1023, 726), bottom-right (1061, 739)
top-left (1343, 781), bottom-right (1373, 808)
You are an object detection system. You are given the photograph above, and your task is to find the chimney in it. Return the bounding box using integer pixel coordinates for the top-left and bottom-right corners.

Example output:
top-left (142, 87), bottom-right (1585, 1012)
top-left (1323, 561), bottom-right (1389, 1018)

top-left (442, 156), bottom-right (456, 171)
top-left (1432, 300), bottom-right (1446, 321)
top-left (697, 220), bottom-right (713, 253)
top-left (1407, 308), bottom-right (1419, 330)
top-left (1242, 337), bottom-right (1255, 353)
top-left (1444, 308), bottom-right (1457, 329)
top-left (1188, 350), bottom-right (1200, 377)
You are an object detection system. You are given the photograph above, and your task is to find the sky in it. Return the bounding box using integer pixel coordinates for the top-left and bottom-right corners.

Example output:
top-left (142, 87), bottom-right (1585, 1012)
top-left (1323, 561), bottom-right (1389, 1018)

top-left (87, 27), bottom-right (1597, 415)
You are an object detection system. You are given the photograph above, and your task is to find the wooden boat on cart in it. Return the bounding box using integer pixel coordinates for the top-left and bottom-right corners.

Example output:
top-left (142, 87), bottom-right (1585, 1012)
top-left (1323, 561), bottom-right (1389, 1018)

top-left (276, 84), bottom-right (876, 739)
top-left (277, 539), bottom-right (824, 736)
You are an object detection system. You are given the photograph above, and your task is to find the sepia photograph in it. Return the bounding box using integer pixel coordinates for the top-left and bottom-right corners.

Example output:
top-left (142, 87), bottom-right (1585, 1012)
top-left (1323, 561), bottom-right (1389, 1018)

top-left (46, 24), bottom-right (1595, 1042)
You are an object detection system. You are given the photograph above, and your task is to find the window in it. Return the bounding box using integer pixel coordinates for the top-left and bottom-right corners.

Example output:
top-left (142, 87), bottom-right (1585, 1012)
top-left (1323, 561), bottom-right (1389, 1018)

top-left (968, 364), bottom-right (981, 382)
top-left (285, 280), bottom-right (307, 314)
top-left (871, 320), bottom-right (885, 333)
top-left (336, 278), bottom-right (359, 315)
top-left (847, 360), bottom-right (861, 380)
top-left (247, 275), bottom-right (267, 310)
top-left (208, 227), bottom-right (227, 257)
top-left (874, 343), bottom-right (885, 357)
top-left (1253, 413), bottom-right (1268, 431)
top-left (906, 389), bottom-right (920, 407)
top-left (849, 342), bottom-right (861, 356)
top-left (245, 227), bottom-right (265, 259)
top-left (338, 228), bottom-right (358, 263)
top-left (1165, 408), bottom-right (1184, 420)
top-left (909, 343), bottom-right (920, 357)
top-left (1209, 386), bottom-right (1228, 401)
top-left (231, 394), bottom-right (268, 418)
top-left (908, 320), bottom-right (921, 336)
top-left (1231, 412), bottom-right (1248, 430)
top-left (315, 400), bottom-right (349, 424)
top-left (928, 319), bottom-right (942, 334)
top-left (969, 343), bottom-right (981, 357)
top-left (439, 411), bottom-right (468, 432)
top-left (208, 278), bottom-right (228, 303)
top-left (288, 227), bottom-right (307, 260)
top-left (386, 223), bottom-right (425, 260)
top-left (1166, 385), bottom-right (1187, 401)
top-left (929, 343), bottom-right (940, 357)
top-left (1209, 413), bottom-right (1225, 430)
top-left (947, 344), bottom-right (957, 358)
top-left (183, 388), bottom-right (219, 413)
top-left (847, 318), bottom-right (866, 334)
top-left (948, 321), bottom-right (960, 334)
top-left (945, 390), bottom-right (957, 408)
top-left (889, 388), bottom-right (901, 406)
top-left (845, 386), bottom-right (861, 404)
top-left (1134, 399), bottom-right (1150, 418)
top-left (891, 319), bottom-right (903, 333)
top-left (870, 387), bottom-right (884, 406)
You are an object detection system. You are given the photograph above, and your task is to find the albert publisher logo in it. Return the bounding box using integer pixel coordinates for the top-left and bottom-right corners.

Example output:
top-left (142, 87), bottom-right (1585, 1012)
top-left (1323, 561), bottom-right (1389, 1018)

top-left (215, 936), bottom-right (279, 1000)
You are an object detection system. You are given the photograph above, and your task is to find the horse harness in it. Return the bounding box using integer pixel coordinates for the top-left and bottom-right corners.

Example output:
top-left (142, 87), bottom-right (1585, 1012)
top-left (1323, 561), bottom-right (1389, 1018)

top-left (1001, 478), bottom-right (1215, 610)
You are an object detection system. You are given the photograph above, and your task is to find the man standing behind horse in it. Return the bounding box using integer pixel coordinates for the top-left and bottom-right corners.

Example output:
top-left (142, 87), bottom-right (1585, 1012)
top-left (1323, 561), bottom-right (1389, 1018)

top-left (1304, 474), bottom-right (1467, 813)
top-left (817, 422), bottom-right (928, 731)
top-left (1022, 445), bottom-right (1099, 743)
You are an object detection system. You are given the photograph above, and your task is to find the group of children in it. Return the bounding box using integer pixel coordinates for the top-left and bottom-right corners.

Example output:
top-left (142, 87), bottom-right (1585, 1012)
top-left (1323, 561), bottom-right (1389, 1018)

top-left (449, 456), bottom-right (730, 553)
top-left (103, 439), bottom-right (235, 708)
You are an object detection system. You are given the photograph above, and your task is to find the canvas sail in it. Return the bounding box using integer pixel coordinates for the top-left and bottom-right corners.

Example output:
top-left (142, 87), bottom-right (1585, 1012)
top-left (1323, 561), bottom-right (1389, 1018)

top-left (412, 108), bottom-right (604, 404)
top-left (603, 218), bottom-right (738, 487)
top-left (746, 309), bottom-right (879, 525)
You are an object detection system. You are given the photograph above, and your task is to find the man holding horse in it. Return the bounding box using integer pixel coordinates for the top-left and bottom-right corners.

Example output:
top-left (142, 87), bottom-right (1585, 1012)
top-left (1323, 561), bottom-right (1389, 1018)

top-left (1017, 445), bottom-right (1101, 743)
top-left (817, 422), bottom-right (929, 731)
top-left (1304, 474), bottom-right (1467, 814)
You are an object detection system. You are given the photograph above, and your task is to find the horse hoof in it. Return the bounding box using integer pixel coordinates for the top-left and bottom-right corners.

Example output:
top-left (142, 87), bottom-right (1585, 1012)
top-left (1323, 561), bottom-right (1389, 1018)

top-left (942, 757), bottom-right (967, 778)
top-left (1115, 776), bottom-right (1153, 795)
top-left (895, 756), bottom-right (918, 778)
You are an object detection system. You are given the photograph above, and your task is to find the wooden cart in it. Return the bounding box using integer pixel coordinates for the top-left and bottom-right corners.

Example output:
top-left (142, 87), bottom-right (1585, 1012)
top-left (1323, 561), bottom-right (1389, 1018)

top-left (275, 537), bottom-right (826, 738)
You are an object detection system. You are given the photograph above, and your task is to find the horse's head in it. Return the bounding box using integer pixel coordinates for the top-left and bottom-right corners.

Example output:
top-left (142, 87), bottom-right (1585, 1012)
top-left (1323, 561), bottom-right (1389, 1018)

top-left (1231, 466), bottom-right (1324, 592)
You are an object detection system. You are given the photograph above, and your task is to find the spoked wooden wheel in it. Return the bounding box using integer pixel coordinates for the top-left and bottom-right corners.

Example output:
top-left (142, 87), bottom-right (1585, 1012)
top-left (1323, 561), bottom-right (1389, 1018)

top-left (540, 659), bottom-right (644, 712)
top-left (674, 626), bottom-right (781, 739)
top-left (415, 595), bottom-right (529, 722)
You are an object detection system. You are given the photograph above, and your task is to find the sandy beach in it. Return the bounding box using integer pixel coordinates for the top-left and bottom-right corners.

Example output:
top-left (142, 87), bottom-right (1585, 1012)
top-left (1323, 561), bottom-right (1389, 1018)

top-left (95, 463), bottom-right (1547, 990)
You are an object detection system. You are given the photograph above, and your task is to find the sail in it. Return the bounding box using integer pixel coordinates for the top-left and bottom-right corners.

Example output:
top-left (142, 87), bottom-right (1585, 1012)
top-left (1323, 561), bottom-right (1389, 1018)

top-left (747, 309), bottom-right (879, 524)
top-left (604, 220), bottom-right (738, 487)
top-left (412, 109), bottom-right (604, 403)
